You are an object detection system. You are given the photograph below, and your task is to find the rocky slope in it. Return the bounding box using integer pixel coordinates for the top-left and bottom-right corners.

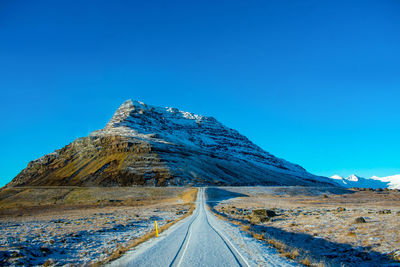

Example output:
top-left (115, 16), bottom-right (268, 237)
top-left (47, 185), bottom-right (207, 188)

top-left (8, 100), bottom-right (337, 187)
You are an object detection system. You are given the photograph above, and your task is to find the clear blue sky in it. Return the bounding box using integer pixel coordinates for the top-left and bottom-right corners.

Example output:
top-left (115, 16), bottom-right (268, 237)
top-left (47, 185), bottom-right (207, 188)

top-left (1, 0), bottom-right (400, 186)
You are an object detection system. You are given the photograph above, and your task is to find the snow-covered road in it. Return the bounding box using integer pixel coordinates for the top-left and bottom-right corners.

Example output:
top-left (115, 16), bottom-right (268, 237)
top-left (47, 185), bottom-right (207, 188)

top-left (110, 188), bottom-right (295, 267)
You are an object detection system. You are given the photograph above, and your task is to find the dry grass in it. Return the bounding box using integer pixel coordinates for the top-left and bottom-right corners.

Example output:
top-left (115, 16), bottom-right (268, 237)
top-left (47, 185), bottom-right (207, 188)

top-left (208, 187), bottom-right (400, 266)
top-left (251, 232), bottom-right (264, 240)
top-left (209, 206), bottom-right (304, 263)
top-left (300, 257), bottom-right (312, 266)
top-left (179, 188), bottom-right (198, 204)
top-left (0, 186), bottom-right (198, 266)
top-left (239, 221), bottom-right (303, 262)
top-left (95, 187), bottom-right (198, 265)
top-left (283, 248), bottom-right (299, 260)
top-left (241, 225), bottom-right (250, 231)
top-left (266, 238), bottom-right (288, 254)
top-left (0, 187), bottom-right (192, 217)
top-left (213, 211), bottom-right (304, 264)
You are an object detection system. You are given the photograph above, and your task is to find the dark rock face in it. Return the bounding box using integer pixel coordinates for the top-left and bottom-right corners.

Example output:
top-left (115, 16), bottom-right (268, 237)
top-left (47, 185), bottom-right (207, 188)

top-left (9, 136), bottom-right (171, 187)
top-left (8, 100), bottom-right (338, 187)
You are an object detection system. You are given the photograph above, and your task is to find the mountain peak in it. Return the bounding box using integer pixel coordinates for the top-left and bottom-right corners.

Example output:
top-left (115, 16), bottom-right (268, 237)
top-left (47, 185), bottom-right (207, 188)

top-left (106, 99), bottom-right (208, 128)
top-left (105, 99), bottom-right (135, 128)
top-left (330, 174), bottom-right (343, 180)
top-left (346, 174), bottom-right (359, 181)
top-left (8, 100), bottom-right (338, 187)
top-left (329, 173), bottom-right (400, 189)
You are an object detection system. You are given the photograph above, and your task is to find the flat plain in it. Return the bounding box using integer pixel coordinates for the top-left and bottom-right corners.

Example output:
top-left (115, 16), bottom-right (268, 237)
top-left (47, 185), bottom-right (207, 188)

top-left (1, 186), bottom-right (400, 266)
top-left (0, 187), bottom-right (197, 266)
top-left (207, 186), bottom-right (400, 266)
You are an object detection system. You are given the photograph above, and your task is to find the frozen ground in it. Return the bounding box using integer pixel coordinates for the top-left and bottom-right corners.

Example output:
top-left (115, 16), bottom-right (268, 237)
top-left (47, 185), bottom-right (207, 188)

top-left (206, 200), bottom-right (299, 266)
top-left (207, 187), bottom-right (400, 266)
top-left (112, 188), bottom-right (296, 267)
top-left (0, 187), bottom-right (194, 266)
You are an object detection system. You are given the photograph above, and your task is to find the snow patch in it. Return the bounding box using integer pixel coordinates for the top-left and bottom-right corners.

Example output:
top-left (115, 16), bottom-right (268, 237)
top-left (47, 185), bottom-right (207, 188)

top-left (329, 174), bottom-right (400, 189)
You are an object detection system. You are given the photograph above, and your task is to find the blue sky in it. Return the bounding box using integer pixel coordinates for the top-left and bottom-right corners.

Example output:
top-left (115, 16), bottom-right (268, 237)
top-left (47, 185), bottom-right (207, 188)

top-left (1, 0), bottom-right (400, 186)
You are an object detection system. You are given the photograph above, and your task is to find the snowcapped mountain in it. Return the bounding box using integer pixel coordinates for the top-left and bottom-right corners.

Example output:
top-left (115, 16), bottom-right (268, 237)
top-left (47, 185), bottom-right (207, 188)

top-left (346, 174), bottom-right (359, 182)
top-left (329, 174), bottom-right (400, 189)
top-left (8, 100), bottom-right (337, 187)
top-left (370, 175), bottom-right (400, 189)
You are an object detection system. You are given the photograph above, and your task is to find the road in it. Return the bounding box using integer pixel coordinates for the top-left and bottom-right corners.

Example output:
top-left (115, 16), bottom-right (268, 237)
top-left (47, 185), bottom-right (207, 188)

top-left (111, 188), bottom-right (249, 267)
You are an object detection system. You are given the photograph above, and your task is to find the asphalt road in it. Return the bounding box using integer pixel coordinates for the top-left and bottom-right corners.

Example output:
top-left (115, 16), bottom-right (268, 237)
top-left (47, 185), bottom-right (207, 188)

top-left (111, 188), bottom-right (249, 267)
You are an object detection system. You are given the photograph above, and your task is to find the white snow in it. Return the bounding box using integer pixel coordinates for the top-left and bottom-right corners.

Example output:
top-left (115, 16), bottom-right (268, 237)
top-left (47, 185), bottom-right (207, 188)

top-left (370, 174), bottom-right (400, 189)
top-left (346, 174), bottom-right (359, 182)
top-left (91, 99), bottom-right (336, 186)
top-left (208, 205), bottom-right (299, 266)
top-left (330, 174), bottom-right (343, 180)
top-left (0, 209), bottom-right (182, 266)
top-left (329, 173), bottom-right (400, 189)
top-left (112, 189), bottom-right (297, 267)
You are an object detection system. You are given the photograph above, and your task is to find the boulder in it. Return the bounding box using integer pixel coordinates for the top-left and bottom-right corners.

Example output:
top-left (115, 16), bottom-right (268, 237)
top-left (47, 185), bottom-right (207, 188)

top-left (336, 207), bottom-right (346, 212)
top-left (378, 209), bottom-right (391, 214)
top-left (249, 209), bottom-right (277, 224)
top-left (354, 217), bottom-right (366, 224)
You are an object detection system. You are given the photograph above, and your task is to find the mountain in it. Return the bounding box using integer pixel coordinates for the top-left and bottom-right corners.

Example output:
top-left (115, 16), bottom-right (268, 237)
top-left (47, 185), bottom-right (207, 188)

top-left (370, 175), bottom-right (400, 189)
top-left (329, 174), bottom-right (400, 189)
top-left (7, 100), bottom-right (337, 187)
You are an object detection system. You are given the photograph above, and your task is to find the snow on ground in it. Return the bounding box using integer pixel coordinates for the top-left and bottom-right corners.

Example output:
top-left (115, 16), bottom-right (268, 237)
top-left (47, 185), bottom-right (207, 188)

top-left (207, 206), bottom-right (299, 266)
top-left (92, 99), bottom-right (336, 186)
top-left (112, 188), bottom-right (296, 267)
top-left (208, 186), bottom-right (400, 266)
top-left (0, 205), bottom-right (189, 266)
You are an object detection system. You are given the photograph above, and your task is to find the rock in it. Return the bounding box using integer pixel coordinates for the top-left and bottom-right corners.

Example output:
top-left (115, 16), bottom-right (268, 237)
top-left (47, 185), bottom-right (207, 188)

top-left (6, 100), bottom-right (338, 188)
top-left (43, 259), bottom-right (55, 267)
top-left (254, 209), bottom-right (277, 217)
top-left (378, 209), bottom-right (391, 214)
top-left (40, 246), bottom-right (51, 254)
top-left (337, 207), bottom-right (346, 212)
top-left (392, 250), bottom-right (400, 261)
top-left (249, 209), bottom-right (277, 224)
top-left (354, 217), bottom-right (366, 223)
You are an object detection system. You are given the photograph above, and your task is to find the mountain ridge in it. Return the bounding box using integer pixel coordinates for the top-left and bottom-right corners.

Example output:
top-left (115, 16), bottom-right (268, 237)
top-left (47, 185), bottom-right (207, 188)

top-left (329, 174), bottom-right (400, 189)
top-left (7, 100), bottom-right (337, 187)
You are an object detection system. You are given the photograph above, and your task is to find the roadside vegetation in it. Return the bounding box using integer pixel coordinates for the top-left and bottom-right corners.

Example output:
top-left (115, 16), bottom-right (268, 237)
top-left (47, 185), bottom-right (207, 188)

top-left (99, 187), bottom-right (198, 265)
top-left (0, 187), bottom-right (197, 266)
top-left (207, 186), bottom-right (400, 266)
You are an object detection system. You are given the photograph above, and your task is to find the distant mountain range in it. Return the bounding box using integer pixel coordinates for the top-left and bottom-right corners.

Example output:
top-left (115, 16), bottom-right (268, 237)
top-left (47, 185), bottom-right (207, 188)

top-left (330, 174), bottom-right (400, 189)
top-left (7, 100), bottom-right (337, 187)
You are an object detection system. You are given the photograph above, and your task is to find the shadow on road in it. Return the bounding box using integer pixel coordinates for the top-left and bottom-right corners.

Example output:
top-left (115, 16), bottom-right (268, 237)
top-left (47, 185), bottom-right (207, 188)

top-left (205, 187), bottom-right (249, 208)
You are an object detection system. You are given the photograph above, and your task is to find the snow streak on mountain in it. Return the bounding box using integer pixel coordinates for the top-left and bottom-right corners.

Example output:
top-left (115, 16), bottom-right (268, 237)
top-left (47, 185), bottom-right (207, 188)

top-left (8, 100), bottom-right (336, 187)
top-left (330, 174), bottom-right (400, 189)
